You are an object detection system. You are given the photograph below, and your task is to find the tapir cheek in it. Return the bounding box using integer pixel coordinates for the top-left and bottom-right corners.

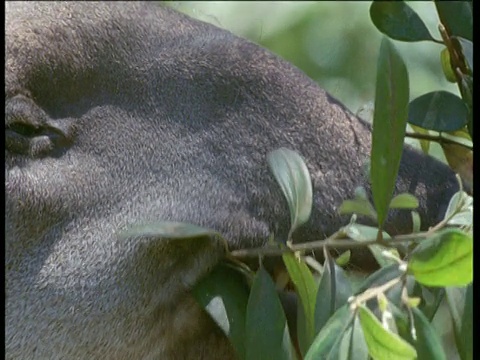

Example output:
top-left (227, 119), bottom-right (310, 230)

top-left (5, 153), bottom-right (115, 219)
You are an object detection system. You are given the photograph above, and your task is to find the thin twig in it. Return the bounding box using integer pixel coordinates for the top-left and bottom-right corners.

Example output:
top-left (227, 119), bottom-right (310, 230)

top-left (232, 178), bottom-right (467, 259)
top-left (349, 276), bottom-right (404, 309)
top-left (405, 132), bottom-right (473, 151)
top-left (231, 230), bottom-right (435, 258)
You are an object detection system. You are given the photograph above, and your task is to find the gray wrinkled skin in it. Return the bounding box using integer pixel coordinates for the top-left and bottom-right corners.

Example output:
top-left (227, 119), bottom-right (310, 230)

top-left (5, 2), bottom-right (459, 359)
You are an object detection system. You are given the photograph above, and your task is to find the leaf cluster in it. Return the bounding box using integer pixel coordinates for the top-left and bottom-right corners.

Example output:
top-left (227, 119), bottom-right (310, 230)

top-left (369, 0), bottom-right (473, 194)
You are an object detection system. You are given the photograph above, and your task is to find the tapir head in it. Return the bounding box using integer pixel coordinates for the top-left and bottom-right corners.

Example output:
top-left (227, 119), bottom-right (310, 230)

top-left (5, 2), bottom-right (459, 359)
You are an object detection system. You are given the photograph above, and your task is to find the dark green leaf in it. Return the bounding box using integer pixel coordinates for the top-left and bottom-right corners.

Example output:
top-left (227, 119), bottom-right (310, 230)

top-left (447, 285), bottom-right (473, 360)
top-left (452, 37), bottom-right (473, 74)
top-left (458, 74), bottom-right (473, 138)
top-left (304, 305), bottom-right (353, 360)
top-left (435, 1), bottom-right (473, 41)
top-left (358, 305), bottom-right (417, 360)
top-left (459, 74), bottom-right (473, 108)
top-left (412, 284), bottom-right (444, 321)
top-left (355, 264), bottom-right (403, 295)
top-left (318, 314), bottom-right (368, 360)
top-left (268, 148), bottom-right (313, 237)
top-left (335, 315), bottom-right (369, 360)
top-left (245, 267), bottom-right (295, 360)
top-left (370, 1), bottom-right (435, 42)
top-left (445, 287), bottom-right (466, 337)
top-left (408, 91), bottom-right (468, 132)
top-left (408, 229), bottom-right (473, 287)
top-left (282, 252), bottom-right (318, 354)
top-left (411, 307), bottom-right (447, 360)
top-left (355, 265), bottom-right (407, 309)
top-left (459, 284), bottom-right (473, 360)
top-left (314, 253), bottom-right (353, 333)
top-left (193, 263), bottom-right (250, 359)
top-left (296, 298), bottom-right (308, 359)
top-left (371, 37), bottom-right (409, 227)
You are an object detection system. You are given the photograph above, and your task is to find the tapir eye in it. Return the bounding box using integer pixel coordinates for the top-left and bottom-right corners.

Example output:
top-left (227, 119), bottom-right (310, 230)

top-left (5, 95), bottom-right (74, 158)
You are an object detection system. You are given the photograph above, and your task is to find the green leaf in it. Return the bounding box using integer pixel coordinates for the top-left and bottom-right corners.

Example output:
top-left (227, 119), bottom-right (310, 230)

top-left (118, 221), bottom-right (220, 241)
top-left (459, 284), bottom-right (473, 360)
top-left (370, 246), bottom-right (400, 269)
top-left (440, 48), bottom-right (457, 83)
top-left (371, 37), bottom-right (409, 227)
top-left (405, 296), bottom-right (421, 309)
top-left (317, 315), bottom-right (368, 360)
top-left (338, 199), bottom-right (377, 221)
top-left (282, 252), bottom-right (318, 354)
top-left (335, 250), bottom-right (351, 267)
top-left (389, 302), bottom-right (412, 341)
top-left (314, 253), bottom-right (353, 333)
top-left (358, 305), bottom-right (417, 360)
top-left (245, 267), bottom-right (295, 360)
top-left (370, 1), bottom-right (435, 42)
top-left (355, 266), bottom-right (411, 312)
top-left (411, 307), bottom-right (447, 360)
top-left (377, 293), bottom-right (389, 313)
top-left (444, 191), bottom-right (473, 227)
top-left (192, 263), bottom-right (249, 359)
top-left (458, 74), bottom-right (473, 138)
top-left (411, 211), bottom-right (421, 233)
top-left (344, 224), bottom-right (399, 268)
top-left (408, 91), bottom-right (469, 132)
top-left (409, 124), bottom-right (431, 154)
top-left (435, 1), bottom-right (473, 41)
top-left (445, 287), bottom-right (466, 337)
top-left (411, 284), bottom-right (444, 321)
top-left (268, 148), bottom-right (313, 237)
top-left (459, 73), bottom-right (473, 107)
top-left (445, 285), bottom-right (471, 360)
top-left (452, 37), bottom-right (473, 74)
top-left (389, 193), bottom-right (419, 209)
top-left (304, 305), bottom-right (353, 360)
top-left (296, 298), bottom-right (308, 359)
top-left (355, 264), bottom-right (404, 296)
top-left (335, 315), bottom-right (369, 360)
top-left (408, 229), bottom-right (473, 287)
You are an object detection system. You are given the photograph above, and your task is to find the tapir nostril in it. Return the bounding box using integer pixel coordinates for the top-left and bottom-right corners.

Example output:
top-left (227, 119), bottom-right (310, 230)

top-left (6, 122), bottom-right (41, 137)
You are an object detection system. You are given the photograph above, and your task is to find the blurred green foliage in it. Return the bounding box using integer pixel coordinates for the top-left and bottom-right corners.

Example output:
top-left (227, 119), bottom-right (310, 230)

top-left (170, 1), bottom-right (457, 114)
top-left (169, 1), bottom-right (462, 162)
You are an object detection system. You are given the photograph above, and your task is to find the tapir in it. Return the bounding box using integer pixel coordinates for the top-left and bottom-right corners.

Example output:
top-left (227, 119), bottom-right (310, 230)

top-left (5, 2), bottom-right (460, 359)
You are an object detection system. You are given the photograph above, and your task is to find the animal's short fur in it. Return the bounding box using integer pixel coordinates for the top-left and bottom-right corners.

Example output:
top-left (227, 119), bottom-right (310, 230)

top-left (5, 2), bottom-right (459, 359)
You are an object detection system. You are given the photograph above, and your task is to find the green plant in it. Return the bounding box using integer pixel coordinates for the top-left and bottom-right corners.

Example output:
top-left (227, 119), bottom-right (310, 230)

top-left (370, 0), bottom-right (473, 194)
top-left (197, 2), bottom-right (473, 359)
top-left (121, 1), bottom-right (473, 359)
